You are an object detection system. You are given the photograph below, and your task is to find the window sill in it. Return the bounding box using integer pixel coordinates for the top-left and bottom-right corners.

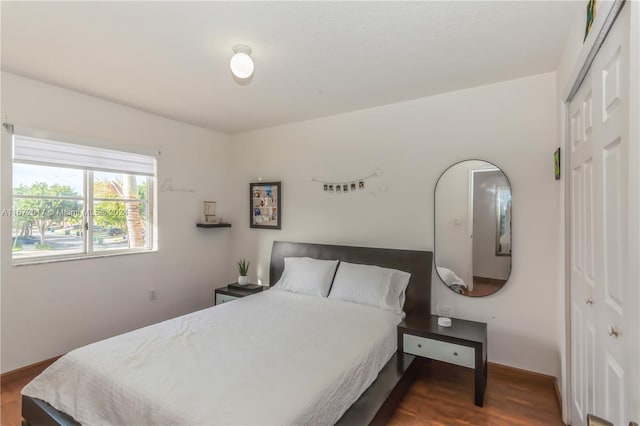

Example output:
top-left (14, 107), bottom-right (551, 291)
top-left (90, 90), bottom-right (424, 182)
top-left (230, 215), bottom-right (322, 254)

top-left (12, 248), bottom-right (158, 267)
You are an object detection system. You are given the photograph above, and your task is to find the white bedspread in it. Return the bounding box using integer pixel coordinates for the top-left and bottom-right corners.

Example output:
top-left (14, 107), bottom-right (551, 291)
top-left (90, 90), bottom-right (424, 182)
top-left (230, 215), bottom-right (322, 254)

top-left (22, 289), bottom-right (401, 425)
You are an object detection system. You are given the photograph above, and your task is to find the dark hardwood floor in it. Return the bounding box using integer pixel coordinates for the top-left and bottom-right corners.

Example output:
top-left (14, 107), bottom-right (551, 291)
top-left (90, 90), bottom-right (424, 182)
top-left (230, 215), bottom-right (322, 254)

top-left (462, 277), bottom-right (507, 297)
top-left (388, 360), bottom-right (564, 426)
top-left (1, 357), bottom-right (59, 426)
top-left (1, 358), bottom-right (564, 426)
top-left (2, 373), bottom-right (34, 426)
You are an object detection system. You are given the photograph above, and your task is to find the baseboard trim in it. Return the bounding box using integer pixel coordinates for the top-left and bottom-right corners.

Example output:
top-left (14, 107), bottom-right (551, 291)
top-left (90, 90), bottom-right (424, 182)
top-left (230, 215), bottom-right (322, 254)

top-left (1, 356), bottom-right (61, 386)
top-left (553, 377), bottom-right (563, 412)
top-left (488, 362), bottom-right (565, 423)
top-left (488, 362), bottom-right (557, 382)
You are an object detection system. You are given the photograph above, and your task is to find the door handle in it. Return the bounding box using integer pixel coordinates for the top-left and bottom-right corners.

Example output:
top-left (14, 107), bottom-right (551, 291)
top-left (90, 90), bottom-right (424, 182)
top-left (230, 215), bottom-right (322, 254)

top-left (607, 325), bottom-right (619, 337)
top-left (585, 296), bottom-right (593, 305)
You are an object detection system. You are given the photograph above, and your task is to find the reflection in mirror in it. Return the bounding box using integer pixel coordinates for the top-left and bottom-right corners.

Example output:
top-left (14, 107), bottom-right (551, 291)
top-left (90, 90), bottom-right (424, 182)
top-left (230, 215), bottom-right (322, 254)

top-left (435, 160), bottom-right (512, 297)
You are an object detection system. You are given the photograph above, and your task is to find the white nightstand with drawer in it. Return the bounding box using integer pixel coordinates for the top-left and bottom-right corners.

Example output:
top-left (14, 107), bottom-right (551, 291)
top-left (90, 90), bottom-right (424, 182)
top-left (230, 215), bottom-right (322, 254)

top-left (398, 315), bottom-right (487, 407)
top-left (215, 293), bottom-right (239, 305)
top-left (214, 284), bottom-right (264, 305)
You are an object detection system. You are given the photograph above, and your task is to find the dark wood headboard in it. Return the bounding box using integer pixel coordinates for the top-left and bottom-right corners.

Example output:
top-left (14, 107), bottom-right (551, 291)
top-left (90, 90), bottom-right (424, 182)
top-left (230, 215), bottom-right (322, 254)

top-left (269, 241), bottom-right (433, 317)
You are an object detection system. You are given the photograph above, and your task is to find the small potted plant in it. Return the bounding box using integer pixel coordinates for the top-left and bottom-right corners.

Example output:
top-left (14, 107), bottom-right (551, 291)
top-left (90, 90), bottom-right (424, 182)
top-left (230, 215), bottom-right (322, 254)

top-left (237, 259), bottom-right (250, 285)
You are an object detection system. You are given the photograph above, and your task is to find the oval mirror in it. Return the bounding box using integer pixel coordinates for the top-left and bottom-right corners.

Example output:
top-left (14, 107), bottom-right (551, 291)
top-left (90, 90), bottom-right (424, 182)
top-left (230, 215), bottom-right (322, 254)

top-left (435, 160), bottom-right (512, 296)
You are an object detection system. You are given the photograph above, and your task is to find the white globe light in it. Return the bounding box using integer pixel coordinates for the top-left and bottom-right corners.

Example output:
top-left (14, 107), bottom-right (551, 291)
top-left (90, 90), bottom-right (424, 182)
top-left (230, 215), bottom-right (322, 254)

top-left (230, 51), bottom-right (254, 79)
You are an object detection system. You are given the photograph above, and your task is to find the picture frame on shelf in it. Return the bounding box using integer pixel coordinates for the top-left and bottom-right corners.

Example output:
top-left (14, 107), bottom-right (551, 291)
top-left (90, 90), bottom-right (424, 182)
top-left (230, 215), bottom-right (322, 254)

top-left (250, 181), bottom-right (281, 229)
top-left (202, 201), bottom-right (217, 223)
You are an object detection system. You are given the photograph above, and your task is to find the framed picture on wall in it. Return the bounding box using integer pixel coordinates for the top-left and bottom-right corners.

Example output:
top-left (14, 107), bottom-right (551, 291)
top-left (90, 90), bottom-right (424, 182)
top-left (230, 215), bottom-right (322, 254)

top-left (250, 181), bottom-right (281, 229)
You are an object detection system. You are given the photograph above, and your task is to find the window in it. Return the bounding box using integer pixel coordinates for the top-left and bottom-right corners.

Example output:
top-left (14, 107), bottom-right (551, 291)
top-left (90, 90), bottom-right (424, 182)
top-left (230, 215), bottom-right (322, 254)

top-left (10, 133), bottom-right (156, 263)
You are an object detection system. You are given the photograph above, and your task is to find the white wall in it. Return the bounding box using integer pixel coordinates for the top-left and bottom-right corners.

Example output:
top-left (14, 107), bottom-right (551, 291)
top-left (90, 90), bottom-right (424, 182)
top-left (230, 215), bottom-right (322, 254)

top-left (556, 9), bottom-right (590, 100)
top-left (0, 72), bottom-right (234, 373)
top-left (228, 72), bottom-right (561, 376)
top-left (0, 71), bottom-right (564, 379)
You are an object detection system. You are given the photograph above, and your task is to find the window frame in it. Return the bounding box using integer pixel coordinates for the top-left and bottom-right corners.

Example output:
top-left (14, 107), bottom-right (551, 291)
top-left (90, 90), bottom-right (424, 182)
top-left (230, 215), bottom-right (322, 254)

top-left (11, 134), bottom-right (156, 266)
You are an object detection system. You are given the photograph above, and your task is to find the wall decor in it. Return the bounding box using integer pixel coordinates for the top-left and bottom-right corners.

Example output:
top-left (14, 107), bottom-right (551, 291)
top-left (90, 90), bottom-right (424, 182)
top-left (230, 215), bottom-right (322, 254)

top-left (311, 169), bottom-right (381, 194)
top-left (554, 148), bottom-right (561, 180)
top-left (160, 178), bottom-right (195, 193)
top-left (202, 201), bottom-right (217, 223)
top-left (584, 0), bottom-right (596, 40)
top-left (250, 181), bottom-right (281, 229)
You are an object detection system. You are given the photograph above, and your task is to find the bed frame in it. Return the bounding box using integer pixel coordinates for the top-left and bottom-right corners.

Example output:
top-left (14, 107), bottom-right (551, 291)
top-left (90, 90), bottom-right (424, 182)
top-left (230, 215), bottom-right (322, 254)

top-left (23, 241), bottom-right (433, 426)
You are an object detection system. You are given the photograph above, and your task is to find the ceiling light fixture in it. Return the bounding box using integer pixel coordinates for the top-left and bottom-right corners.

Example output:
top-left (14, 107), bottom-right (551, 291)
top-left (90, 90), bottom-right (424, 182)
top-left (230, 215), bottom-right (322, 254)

top-left (230, 45), bottom-right (254, 79)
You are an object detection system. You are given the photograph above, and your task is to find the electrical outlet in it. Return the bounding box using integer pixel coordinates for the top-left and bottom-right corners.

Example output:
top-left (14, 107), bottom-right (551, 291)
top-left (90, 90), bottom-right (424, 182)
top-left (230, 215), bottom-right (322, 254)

top-left (149, 289), bottom-right (157, 301)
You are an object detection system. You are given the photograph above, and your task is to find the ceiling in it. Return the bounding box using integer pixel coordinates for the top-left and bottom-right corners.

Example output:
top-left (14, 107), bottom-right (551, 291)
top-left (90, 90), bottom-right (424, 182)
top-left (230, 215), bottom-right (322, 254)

top-left (1, 1), bottom-right (581, 134)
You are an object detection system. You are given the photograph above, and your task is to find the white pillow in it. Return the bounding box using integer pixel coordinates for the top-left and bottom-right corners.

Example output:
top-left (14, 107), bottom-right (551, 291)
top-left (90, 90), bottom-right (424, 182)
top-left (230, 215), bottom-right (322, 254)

top-left (328, 261), bottom-right (411, 317)
top-left (272, 257), bottom-right (339, 297)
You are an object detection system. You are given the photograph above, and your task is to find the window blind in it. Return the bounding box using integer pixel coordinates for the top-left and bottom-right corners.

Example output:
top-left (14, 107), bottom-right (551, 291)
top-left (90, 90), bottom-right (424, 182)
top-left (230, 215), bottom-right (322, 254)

top-left (13, 135), bottom-right (156, 176)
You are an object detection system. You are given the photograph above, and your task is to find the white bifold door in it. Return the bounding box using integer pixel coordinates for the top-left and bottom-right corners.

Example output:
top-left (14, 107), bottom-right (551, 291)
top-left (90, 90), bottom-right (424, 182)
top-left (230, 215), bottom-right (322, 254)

top-left (569, 3), bottom-right (639, 426)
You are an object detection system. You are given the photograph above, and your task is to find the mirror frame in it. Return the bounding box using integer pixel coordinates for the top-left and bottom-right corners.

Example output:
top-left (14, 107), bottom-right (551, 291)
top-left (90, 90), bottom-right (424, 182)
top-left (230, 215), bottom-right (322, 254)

top-left (433, 159), bottom-right (512, 297)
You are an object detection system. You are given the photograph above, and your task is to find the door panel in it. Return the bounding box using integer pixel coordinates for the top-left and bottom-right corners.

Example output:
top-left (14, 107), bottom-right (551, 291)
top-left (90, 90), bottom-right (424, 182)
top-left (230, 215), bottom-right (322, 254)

top-left (585, 322), bottom-right (596, 415)
top-left (572, 162), bottom-right (583, 273)
top-left (595, 7), bottom-right (630, 424)
top-left (572, 303), bottom-right (585, 423)
top-left (571, 71), bottom-right (595, 425)
top-left (570, 4), bottom-right (635, 425)
top-left (583, 158), bottom-right (595, 286)
top-left (602, 47), bottom-right (622, 121)
top-left (602, 137), bottom-right (624, 314)
top-left (604, 350), bottom-right (624, 425)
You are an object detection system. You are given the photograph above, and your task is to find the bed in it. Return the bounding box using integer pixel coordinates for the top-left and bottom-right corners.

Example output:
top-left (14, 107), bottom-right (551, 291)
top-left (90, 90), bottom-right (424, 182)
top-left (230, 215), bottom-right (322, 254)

top-left (435, 266), bottom-right (467, 294)
top-left (22, 241), bottom-right (433, 425)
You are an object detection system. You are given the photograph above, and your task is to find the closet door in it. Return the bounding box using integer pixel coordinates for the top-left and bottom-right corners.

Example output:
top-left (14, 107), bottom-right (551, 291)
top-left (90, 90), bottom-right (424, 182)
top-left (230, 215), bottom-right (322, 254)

top-left (569, 55), bottom-right (598, 426)
top-left (569, 4), bottom-right (637, 425)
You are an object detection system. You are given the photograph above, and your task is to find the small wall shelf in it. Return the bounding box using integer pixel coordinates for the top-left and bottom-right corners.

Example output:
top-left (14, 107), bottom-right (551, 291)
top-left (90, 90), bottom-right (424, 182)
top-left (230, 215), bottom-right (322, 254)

top-left (196, 223), bottom-right (231, 228)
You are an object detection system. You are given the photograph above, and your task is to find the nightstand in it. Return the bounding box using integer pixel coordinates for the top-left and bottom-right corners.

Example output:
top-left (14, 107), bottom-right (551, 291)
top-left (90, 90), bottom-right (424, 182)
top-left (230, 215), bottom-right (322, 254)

top-left (398, 315), bottom-right (487, 407)
top-left (214, 283), bottom-right (264, 305)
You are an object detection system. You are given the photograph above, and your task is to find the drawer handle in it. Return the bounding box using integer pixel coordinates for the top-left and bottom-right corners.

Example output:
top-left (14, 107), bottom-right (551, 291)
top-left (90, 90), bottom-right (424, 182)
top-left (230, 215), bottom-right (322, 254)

top-left (453, 352), bottom-right (458, 356)
top-left (417, 344), bottom-right (422, 348)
